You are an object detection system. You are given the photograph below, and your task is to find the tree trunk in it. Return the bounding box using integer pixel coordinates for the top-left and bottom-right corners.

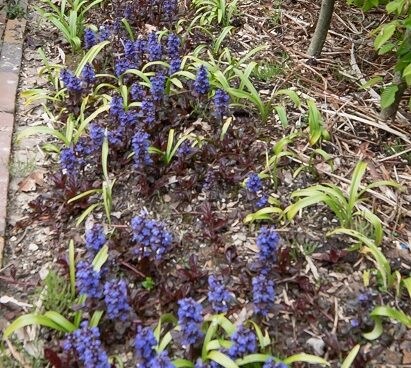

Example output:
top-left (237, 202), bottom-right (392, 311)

top-left (380, 72), bottom-right (407, 121)
top-left (308, 0), bottom-right (336, 57)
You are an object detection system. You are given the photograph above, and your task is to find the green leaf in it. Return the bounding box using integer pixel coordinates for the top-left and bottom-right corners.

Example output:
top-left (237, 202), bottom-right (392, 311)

top-left (370, 306), bottom-right (411, 327)
top-left (43, 311), bottom-right (76, 332)
top-left (403, 63), bottom-right (411, 78)
top-left (169, 77), bottom-right (184, 89)
top-left (75, 41), bottom-right (110, 76)
top-left (90, 310), bottom-right (104, 327)
top-left (380, 84), bottom-right (399, 109)
top-left (244, 207), bottom-right (283, 223)
top-left (76, 203), bottom-right (100, 227)
top-left (102, 136), bottom-right (109, 181)
top-left (402, 277), bottom-right (411, 298)
top-left (359, 180), bottom-right (401, 197)
top-left (220, 117), bottom-right (233, 141)
top-left (208, 351), bottom-right (239, 368)
top-left (374, 23), bottom-right (396, 50)
top-left (3, 314), bottom-right (68, 339)
top-left (348, 161), bottom-right (367, 214)
top-left (76, 103), bottom-right (110, 140)
top-left (67, 189), bottom-right (102, 204)
top-left (154, 313), bottom-right (178, 346)
top-left (238, 45), bottom-right (268, 65)
top-left (206, 339), bottom-right (232, 351)
top-left (172, 359), bottom-right (195, 368)
top-left (307, 99), bottom-right (323, 146)
top-left (360, 76), bottom-right (383, 89)
top-left (274, 105), bottom-right (288, 128)
top-left (121, 18), bottom-right (134, 40)
top-left (158, 331), bottom-right (173, 352)
top-left (236, 354), bottom-right (272, 366)
top-left (341, 344), bottom-right (361, 368)
top-left (284, 353), bottom-right (330, 366)
top-left (247, 321), bottom-right (270, 349)
top-left (274, 89), bottom-right (301, 107)
top-left (166, 129), bottom-right (175, 162)
top-left (377, 43), bottom-right (395, 55)
top-left (202, 318), bottom-right (220, 360)
top-left (362, 316), bottom-right (383, 340)
top-left (356, 209), bottom-right (383, 245)
top-left (16, 126), bottom-right (68, 145)
top-left (92, 245), bottom-right (108, 271)
top-left (328, 228), bottom-right (392, 289)
top-left (213, 26), bottom-right (233, 54)
top-left (216, 315), bottom-right (235, 335)
top-left (285, 193), bottom-right (331, 221)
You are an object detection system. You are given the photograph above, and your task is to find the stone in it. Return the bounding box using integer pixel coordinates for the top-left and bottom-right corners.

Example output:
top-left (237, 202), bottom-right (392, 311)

top-left (306, 337), bottom-right (325, 355)
top-left (28, 243), bottom-right (39, 252)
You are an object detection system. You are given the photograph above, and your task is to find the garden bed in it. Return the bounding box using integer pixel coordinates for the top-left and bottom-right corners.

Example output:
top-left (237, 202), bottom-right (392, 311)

top-left (1, 0), bottom-right (411, 367)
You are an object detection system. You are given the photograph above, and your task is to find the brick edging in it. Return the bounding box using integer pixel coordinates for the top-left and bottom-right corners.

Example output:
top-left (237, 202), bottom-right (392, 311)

top-left (0, 7), bottom-right (28, 266)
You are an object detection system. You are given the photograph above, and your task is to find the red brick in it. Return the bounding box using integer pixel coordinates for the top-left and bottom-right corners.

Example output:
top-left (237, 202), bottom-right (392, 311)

top-left (3, 19), bottom-right (26, 44)
top-left (0, 72), bottom-right (18, 113)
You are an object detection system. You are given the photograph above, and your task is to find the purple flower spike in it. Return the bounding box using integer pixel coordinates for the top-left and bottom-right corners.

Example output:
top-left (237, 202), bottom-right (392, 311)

top-left (63, 321), bottom-right (109, 368)
top-left (131, 211), bottom-right (172, 260)
top-left (84, 28), bottom-right (96, 50)
top-left (132, 130), bottom-right (152, 169)
top-left (103, 279), bottom-right (131, 321)
top-left (228, 325), bottom-right (257, 359)
top-left (194, 65), bottom-right (209, 95)
top-left (246, 173), bottom-right (262, 193)
top-left (252, 274), bottom-right (275, 317)
top-left (177, 298), bottom-right (203, 346)
top-left (60, 69), bottom-right (82, 93)
top-left (256, 226), bottom-right (280, 263)
top-left (208, 275), bottom-right (231, 313)
top-left (76, 261), bottom-right (102, 299)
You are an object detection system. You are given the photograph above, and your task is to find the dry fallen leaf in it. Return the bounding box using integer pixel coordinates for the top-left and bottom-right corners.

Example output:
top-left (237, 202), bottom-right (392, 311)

top-left (18, 170), bottom-right (45, 192)
top-left (0, 296), bottom-right (32, 308)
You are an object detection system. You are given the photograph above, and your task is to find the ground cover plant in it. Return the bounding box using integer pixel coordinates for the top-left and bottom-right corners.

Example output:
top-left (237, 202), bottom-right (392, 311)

top-left (0, 0), bottom-right (410, 367)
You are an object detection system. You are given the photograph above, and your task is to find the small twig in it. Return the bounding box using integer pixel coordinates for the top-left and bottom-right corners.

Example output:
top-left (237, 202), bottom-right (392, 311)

top-left (0, 276), bottom-right (37, 287)
top-left (0, 263), bottom-right (12, 273)
top-left (350, 43), bottom-right (381, 102)
top-left (321, 109), bottom-right (411, 144)
top-left (120, 261), bottom-right (146, 278)
top-left (378, 147), bottom-right (411, 162)
top-left (331, 296), bottom-right (339, 334)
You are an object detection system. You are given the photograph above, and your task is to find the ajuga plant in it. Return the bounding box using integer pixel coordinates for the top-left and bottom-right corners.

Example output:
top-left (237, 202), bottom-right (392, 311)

top-left (3, 227), bottom-right (331, 367)
top-left (111, 0), bottom-right (179, 30)
top-left (285, 161), bottom-right (400, 245)
top-left (3, 240), bottom-right (109, 340)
